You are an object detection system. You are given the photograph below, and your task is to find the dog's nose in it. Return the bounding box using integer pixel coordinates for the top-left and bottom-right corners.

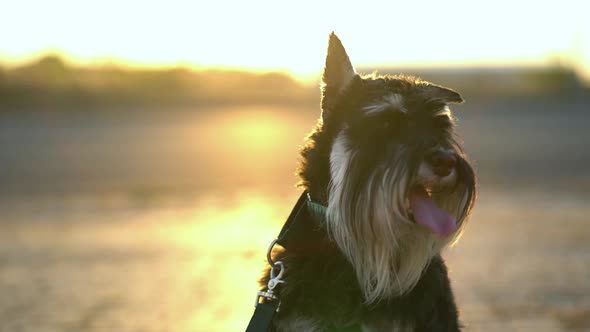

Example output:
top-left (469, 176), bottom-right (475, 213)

top-left (426, 150), bottom-right (457, 177)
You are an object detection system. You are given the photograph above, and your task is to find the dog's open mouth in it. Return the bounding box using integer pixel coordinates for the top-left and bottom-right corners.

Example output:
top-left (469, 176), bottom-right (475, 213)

top-left (407, 186), bottom-right (456, 237)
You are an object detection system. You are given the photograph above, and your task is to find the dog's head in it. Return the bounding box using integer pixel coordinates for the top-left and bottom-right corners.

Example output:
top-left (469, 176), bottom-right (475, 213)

top-left (299, 33), bottom-right (477, 303)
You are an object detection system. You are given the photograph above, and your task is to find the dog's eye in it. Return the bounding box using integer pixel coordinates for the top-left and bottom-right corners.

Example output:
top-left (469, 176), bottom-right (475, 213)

top-left (361, 111), bottom-right (404, 133)
top-left (378, 112), bottom-right (407, 129)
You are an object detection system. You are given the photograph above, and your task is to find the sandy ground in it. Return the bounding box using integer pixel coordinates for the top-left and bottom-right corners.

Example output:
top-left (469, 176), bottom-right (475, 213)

top-left (0, 99), bottom-right (588, 331)
top-left (0, 189), bottom-right (588, 332)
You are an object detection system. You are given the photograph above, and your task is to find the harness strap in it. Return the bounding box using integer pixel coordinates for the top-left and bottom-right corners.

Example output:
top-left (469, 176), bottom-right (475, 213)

top-left (245, 191), bottom-right (332, 332)
top-left (245, 302), bottom-right (279, 332)
top-left (275, 191), bottom-right (331, 252)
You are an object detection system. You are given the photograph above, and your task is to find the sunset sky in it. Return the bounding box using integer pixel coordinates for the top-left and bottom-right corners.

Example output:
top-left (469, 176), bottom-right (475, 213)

top-left (1, 0), bottom-right (588, 82)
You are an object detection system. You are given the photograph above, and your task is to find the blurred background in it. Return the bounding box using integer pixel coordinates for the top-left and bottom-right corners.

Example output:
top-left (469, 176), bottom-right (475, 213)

top-left (0, 1), bottom-right (589, 331)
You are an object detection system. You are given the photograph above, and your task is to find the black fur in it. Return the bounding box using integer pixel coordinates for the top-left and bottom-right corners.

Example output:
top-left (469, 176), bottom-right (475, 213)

top-left (261, 253), bottom-right (461, 331)
top-left (301, 74), bottom-right (466, 204)
top-left (258, 33), bottom-right (475, 332)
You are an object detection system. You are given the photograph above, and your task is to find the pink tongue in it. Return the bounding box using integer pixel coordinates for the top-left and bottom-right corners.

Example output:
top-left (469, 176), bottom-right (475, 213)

top-left (409, 187), bottom-right (456, 237)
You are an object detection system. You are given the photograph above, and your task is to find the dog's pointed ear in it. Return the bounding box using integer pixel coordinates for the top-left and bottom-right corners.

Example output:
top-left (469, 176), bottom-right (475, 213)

top-left (321, 33), bottom-right (357, 113)
top-left (422, 84), bottom-right (464, 104)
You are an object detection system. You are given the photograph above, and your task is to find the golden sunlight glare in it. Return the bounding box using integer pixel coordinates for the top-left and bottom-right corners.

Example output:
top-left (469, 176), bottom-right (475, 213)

top-left (0, 0), bottom-right (588, 81)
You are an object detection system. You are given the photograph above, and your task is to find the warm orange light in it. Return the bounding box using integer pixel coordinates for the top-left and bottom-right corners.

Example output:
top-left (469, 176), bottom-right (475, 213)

top-left (1, 1), bottom-right (588, 82)
top-left (155, 192), bottom-right (292, 331)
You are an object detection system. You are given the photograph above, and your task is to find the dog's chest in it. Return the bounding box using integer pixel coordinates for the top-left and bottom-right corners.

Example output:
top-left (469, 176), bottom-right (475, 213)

top-left (276, 317), bottom-right (414, 332)
top-left (361, 318), bottom-right (414, 332)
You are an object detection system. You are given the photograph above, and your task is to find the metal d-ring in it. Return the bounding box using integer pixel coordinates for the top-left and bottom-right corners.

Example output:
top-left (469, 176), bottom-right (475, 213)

top-left (269, 261), bottom-right (285, 281)
top-left (266, 238), bottom-right (279, 266)
top-left (254, 238), bottom-right (287, 310)
top-left (266, 239), bottom-right (286, 290)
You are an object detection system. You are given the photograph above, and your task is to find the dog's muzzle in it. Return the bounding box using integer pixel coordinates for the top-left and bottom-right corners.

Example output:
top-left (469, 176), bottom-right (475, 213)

top-left (408, 185), bottom-right (456, 237)
top-left (407, 148), bottom-right (462, 237)
top-left (425, 149), bottom-right (456, 177)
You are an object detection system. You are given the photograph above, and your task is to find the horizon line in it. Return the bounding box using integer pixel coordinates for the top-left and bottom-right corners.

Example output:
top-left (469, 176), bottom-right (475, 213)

top-left (1, 50), bottom-right (588, 85)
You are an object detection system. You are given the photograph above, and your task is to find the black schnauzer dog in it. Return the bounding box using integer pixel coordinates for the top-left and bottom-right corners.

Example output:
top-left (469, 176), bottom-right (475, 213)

top-left (257, 33), bottom-right (477, 332)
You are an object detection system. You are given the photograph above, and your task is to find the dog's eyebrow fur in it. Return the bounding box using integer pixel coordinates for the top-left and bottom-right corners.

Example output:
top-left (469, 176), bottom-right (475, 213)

top-left (433, 105), bottom-right (452, 118)
top-left (363, 94), bottom-right (407, 115)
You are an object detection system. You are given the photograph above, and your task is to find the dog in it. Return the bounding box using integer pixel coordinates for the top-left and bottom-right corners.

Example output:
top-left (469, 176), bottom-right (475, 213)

top-left (258, 33), bottom-right (477, 332)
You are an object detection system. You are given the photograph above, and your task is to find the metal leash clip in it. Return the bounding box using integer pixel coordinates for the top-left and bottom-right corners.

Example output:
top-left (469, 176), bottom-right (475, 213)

top-left (254, 239), bottom-right (286, 310)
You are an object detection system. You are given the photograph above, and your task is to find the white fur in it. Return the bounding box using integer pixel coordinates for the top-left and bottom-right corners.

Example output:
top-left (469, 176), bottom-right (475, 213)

top-left (329, 130), bottom-right (351, 194)
top-left (433, 105), bottom-right (452, 117)
top-left (327, 131), bottom-right (449, 304)
top-left (363, 94), bottom-right (406, 115)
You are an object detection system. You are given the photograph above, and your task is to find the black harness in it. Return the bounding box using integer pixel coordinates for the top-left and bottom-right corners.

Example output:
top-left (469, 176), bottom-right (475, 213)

top-left (245, 191), bottom-right (327, 332)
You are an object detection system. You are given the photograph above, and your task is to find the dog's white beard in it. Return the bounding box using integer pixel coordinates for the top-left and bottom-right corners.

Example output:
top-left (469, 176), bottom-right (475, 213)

top-left (327, 132), bottom-right (465, 304)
